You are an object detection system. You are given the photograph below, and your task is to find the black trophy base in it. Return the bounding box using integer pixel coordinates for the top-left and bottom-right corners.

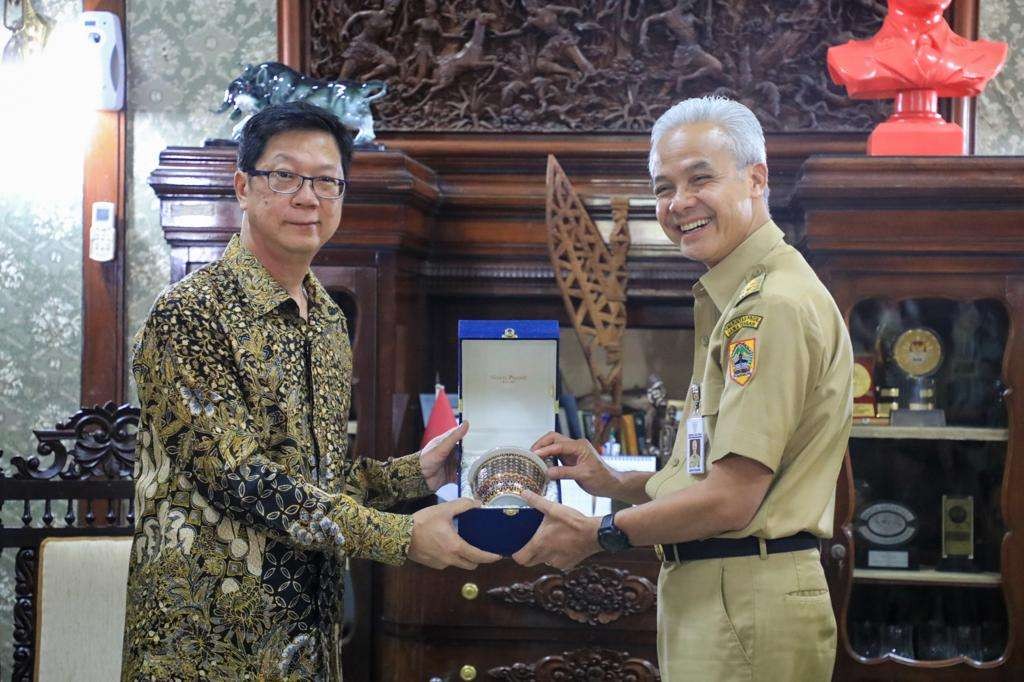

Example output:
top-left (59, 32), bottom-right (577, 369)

top-left (935, 556), bottom-right (981, 573)
top-left (891, 408), bottom-right (947, 427)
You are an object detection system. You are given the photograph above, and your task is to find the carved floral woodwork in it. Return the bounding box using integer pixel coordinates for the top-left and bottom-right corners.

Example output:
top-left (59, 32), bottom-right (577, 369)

top-left (308, 0), bottom-right (892, 133)
top-left (11, 548), bottom-right (37, 682)
top-left (486, 564), bottom-right (656, 625)
top-left (488, 647), bottom-right (660, 682)
top-left (7, 402), bottom-right (139, 481)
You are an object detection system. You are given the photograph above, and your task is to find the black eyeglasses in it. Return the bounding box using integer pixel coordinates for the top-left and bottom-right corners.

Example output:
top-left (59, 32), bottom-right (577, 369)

top-left (248, 169), bottom-right (347, 200)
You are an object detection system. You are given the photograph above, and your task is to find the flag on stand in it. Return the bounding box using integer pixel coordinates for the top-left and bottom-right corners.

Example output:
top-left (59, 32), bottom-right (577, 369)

top-left (421, 382), bottom-right (458, 449)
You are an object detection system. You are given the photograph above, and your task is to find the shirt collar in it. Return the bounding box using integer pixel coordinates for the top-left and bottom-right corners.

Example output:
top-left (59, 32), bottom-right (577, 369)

top-left (222, 234), bottom-right (323, 318)
top-left (698, 220), bottom-right (785, 310)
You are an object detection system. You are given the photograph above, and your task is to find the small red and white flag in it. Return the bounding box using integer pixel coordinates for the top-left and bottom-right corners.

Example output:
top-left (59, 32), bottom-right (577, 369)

top-left (421, 382), bottom-right (458, 449)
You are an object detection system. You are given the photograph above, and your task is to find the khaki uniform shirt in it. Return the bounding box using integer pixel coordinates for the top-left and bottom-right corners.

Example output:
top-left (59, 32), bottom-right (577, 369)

top-left (646, 221), bottom-right (853, 539)
top-left (122, 235), bottom-right (430, 681)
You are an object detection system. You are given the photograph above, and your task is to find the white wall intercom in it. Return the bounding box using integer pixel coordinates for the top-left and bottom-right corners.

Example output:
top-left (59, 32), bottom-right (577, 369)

top-left (80, 11), bottom-right (124, 111)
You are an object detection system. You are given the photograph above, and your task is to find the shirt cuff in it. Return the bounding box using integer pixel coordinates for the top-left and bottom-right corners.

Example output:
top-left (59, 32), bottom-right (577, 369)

top-left (388, 451), bottom-right (434, 499)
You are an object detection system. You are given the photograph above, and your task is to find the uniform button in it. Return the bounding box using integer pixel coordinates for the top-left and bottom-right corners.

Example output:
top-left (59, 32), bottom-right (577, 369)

top-left (700, 335), bottom-right (710, 347)
top-left (671, 459), bottom-right (680, 467)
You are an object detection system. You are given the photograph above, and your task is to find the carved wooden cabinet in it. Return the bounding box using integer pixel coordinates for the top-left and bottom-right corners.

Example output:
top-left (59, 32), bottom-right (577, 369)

top-left (796, 156), bottom-right (1024, 681)
top-left (374, 550), bottom-right (660, 681)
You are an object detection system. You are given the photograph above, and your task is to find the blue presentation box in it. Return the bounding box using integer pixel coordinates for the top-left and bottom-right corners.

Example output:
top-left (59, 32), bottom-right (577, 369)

top-left (456, 320), bottom-right (561, 556)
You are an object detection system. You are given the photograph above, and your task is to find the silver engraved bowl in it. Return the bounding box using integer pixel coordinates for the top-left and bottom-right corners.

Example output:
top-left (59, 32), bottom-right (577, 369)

top-left (468, 446), bottom-right (549, 507)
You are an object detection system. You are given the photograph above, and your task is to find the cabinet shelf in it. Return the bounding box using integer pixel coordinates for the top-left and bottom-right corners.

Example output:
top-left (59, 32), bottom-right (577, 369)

top-left (853, 567), bottom-right (1002, 588)
top-left (850, 425), bottom-right (1008, 442)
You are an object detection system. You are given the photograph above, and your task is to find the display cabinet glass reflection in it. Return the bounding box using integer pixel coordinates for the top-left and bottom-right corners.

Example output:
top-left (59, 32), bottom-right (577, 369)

top-left (844, 298), bottom-right (1009, 665)
top-left (847, 298), bottom-right (1007, 427)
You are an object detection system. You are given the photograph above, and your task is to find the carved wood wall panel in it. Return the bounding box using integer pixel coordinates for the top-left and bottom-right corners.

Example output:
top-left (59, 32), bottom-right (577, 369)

top-left (308, 0), bottom-right (893, 133)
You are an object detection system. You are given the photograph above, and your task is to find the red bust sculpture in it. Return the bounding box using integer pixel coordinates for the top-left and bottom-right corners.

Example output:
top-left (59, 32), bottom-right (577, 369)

top-left (828, 0), bottom-right (1007, 155)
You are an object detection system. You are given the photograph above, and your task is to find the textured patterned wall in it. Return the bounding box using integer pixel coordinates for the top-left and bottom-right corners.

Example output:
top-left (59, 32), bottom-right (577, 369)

top-left (0, 0), bottom-right (84, 657)
top-left (977, 2), bottom-right (1024, 154)
top-left (0, 0), bottom-right (275, 662)
top-left (125, 0), bottom-right (277, 377)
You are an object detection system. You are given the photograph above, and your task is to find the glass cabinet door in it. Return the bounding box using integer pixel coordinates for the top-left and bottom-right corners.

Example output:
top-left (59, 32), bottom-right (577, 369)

top-left (844, 297), bottom-right (1009, 666)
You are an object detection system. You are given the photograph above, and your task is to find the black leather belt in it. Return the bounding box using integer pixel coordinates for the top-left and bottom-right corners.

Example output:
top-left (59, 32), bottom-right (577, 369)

top-left (656, 532), bottom-right (819, 562)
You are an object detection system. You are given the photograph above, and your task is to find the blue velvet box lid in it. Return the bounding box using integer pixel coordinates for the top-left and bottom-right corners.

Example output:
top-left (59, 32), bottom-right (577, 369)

top-left (456, 320), bottom-right (560, 556)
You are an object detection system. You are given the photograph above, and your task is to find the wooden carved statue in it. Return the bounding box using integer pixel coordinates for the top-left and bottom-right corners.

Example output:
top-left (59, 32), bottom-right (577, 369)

top-left (545, 155), bottom-right (630, 447)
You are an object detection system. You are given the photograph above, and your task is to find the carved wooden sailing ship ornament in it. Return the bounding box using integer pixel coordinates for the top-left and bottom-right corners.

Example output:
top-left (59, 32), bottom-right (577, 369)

top-left (545, 155), bottom-right (630, 446)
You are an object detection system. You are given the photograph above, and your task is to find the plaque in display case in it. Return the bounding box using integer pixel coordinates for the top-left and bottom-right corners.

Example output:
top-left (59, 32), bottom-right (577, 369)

top-left (937, 494), bottom-right (977, 573)
top-left (855, 500), bottom-right (920, 570)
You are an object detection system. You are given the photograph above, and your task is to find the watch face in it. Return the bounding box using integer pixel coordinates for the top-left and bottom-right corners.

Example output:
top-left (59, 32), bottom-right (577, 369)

top-left (892, 328), bottom-right (943, 377)
top-left (599, 515), bottom-right (630, 552)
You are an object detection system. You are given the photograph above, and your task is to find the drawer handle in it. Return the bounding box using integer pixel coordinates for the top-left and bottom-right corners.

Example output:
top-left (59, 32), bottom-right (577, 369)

top-left (461, 582), bottom-right (480, 600)
top-left (459, 664), bottom-right (478, 680)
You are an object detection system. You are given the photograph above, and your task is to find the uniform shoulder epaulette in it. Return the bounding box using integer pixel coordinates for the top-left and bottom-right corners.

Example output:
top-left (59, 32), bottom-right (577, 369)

top-left (735, 267), bottom-right (766, 304)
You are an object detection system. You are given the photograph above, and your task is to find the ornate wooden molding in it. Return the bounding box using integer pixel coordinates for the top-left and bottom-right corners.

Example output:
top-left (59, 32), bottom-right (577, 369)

top-left (12, 548), bottom-right (38, 681)
top-left (795, 156), bottom-right (1024, 259)
top-left (487, 564), bottom-right (655, 625)
top-left (488, 647), bottom-right (660, 682)
top-left (7, 402), bottom-right (139, 482)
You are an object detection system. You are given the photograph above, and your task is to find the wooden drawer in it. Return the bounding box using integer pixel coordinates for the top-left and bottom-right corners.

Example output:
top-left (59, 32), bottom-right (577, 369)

top-left (376, 550), bottom-right (660, 632)
top-left (375, 633), bottom-right (660, 682)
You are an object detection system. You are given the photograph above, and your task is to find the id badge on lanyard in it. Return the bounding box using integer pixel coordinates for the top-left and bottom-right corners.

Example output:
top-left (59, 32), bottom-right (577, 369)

top-left (685, 383), bottom-right (707, 474)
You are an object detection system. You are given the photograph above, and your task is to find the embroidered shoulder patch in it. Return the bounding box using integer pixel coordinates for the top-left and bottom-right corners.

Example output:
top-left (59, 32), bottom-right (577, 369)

top-left (727, 338), bottom-right (756, 386)
top-left (736, 271), bottom-right (766, 303)
top-left (723, 314), bottom-right (763, 338)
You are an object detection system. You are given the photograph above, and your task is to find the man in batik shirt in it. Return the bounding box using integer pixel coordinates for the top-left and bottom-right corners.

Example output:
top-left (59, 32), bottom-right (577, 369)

top-left (121, 102), bottom-right (499, 681)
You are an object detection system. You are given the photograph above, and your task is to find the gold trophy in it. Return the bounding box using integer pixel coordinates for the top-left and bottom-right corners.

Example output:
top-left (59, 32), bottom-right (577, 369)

top-left (889, 327), bottom-right (946, 426)
top-left (852, 356), bottom-right (882, 423)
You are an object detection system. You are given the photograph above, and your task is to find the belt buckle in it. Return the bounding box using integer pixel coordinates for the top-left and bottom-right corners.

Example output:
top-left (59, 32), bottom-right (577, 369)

top-left (654, 544), bottom-right (665, 562)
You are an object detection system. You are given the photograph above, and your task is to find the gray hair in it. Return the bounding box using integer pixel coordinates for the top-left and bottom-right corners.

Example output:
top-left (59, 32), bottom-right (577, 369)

top-left (648, 96), bottom-right (767, 178)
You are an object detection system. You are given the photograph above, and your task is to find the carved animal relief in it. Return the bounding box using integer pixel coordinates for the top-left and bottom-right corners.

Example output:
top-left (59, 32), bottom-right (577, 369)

top-left (308, 0), bottom-right (894, 132)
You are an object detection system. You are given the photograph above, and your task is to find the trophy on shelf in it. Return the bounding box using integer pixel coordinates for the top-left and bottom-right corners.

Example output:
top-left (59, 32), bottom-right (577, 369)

top-left (854, 500), bottom-right (919, 570)
top-left (852, 355), bottom-right (883, 424)
top-left (888, 326), bottom-right (946, 427)
top-left (936, 494), bottom-right (978, 573)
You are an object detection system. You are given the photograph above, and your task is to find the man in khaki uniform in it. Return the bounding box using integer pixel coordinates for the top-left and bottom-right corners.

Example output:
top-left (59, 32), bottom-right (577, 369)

top-left (514, 96), bottom-right (853, 682)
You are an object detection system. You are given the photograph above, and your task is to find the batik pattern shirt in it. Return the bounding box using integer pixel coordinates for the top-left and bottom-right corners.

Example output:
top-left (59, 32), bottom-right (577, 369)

top-left (121, 235), bottom-right (430, 681)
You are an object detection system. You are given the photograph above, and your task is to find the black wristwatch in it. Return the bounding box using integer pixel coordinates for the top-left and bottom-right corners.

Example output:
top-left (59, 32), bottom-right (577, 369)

top-left (597, 513), bottom-right (633, 553)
